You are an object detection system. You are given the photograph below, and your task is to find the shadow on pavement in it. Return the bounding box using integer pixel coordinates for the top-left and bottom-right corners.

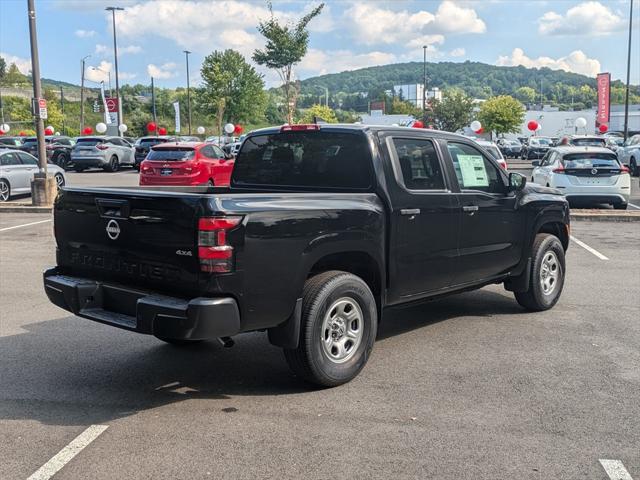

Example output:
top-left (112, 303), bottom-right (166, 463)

top-left (0, 288), bottom-right (521, 427)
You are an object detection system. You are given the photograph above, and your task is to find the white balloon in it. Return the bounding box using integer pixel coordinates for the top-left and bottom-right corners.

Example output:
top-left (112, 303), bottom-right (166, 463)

top-left (196, 126), bottom-right (205, 135)
top-left (224, 123), bottom-right (235, 134)
top-left (96, 122), bottom-right (107, 133)
top-left (575, 117), bottom-right (587, 128)
top-left (470, 120), bottom-right (482, 132)
top-left (118, 124), bottom-right (128, 133)
top-left (0, 123), bottom-right (9, 133)
top-left (536, 123), bottom-right (542, 131)
top-left (55, 131), bottom-right (60, 136)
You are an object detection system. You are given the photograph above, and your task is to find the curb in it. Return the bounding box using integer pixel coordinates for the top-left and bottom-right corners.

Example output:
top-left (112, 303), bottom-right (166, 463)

top-left (0, 204), bottom-right (52, 214)
top-left (570, 210), bottom-right (640, 222)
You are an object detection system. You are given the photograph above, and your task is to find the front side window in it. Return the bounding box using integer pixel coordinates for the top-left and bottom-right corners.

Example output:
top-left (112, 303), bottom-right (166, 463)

top-left (392, 138), bottom-right (445, 190)
top-left (447, 142), bottom-right (504, 194)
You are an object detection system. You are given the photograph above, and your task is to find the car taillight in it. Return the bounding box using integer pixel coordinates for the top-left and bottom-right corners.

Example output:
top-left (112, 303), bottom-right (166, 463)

top-left (552, 164), bottom-right (565, 174)
top-left (198, 216), bottom-right (243, 273)
top-left (620, 164), bottom-right (630, 173)
top-left (96, 144), bottom-right (109, 150)
top-left (280, 124), bottom-right (320, 132)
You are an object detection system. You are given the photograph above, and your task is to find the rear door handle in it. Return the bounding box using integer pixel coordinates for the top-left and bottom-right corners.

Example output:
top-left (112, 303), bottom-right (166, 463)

top-left (400, 209), bottom-right (421, 216)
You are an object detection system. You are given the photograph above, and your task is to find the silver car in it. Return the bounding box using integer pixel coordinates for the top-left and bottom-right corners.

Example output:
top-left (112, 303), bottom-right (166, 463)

top-left (618, 134), bottom-right (640, 176)
top-left (0, 149), bottom-right (66, 202)
top-left (71, 136), bottom-right (135, 172)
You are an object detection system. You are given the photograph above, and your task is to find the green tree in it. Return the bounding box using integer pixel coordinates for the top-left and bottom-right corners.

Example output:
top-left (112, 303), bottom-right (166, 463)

top-left (514, 86), bottom-right (536, 104)
top-left (298, 104), bottom-right (338, 124)
top-left (431, 89), bottom-right (475, 132)
top-left (477, 95), bottom-right (525, 138)
top-left (201, 49), bottom-right (266, 135)
top-left (253, 1), bottom-right (324, 124)
top-left (3, 63), bottom-right (29, 85)
top-left (389, 98), bottom-right (421, 117)
top-left (0, 56), bottom-right (6, 81)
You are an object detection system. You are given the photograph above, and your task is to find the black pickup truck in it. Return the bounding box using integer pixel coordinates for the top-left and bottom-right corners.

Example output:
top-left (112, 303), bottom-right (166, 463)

top-left (44, 124), bottom-right (570, 386)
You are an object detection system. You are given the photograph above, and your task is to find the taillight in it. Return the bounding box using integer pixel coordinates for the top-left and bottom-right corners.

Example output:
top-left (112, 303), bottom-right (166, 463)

top-left (280, 124), bottom-right (320, 132)
top-left (198, 216), bottom-right (243, 273)
top-left (96, 144), bottom-right (109, 150)
top-left (552, 164), bottom-right (565, 174)
top-left (620, 164), bottom-right (630, 173)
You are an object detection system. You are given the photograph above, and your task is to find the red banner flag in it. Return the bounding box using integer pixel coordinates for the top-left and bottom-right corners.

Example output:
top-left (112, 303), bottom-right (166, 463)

top-left (596, 72), bottom-right (610, 127)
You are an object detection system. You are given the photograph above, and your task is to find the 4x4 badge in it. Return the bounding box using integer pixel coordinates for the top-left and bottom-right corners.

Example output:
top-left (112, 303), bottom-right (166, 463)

top-left (106, 219), bottom-right (120, 240)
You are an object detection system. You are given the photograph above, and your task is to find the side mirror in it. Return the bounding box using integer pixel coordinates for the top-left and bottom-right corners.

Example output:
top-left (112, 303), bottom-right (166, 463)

top-left (531, 160), bottom-right (540, 167)
top-left (224, 153), bottom-right (234, 160)
top-left (509, 172), bottom-right (526, 192)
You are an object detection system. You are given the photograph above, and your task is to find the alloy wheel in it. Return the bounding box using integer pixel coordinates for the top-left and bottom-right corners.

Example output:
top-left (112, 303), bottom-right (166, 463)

top-left (0, 180), bottom-right (9, 202)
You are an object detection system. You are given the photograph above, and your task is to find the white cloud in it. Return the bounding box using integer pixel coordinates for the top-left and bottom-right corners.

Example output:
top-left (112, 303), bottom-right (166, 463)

top-left (85, 60), bottom-right (136, 83)
top-left (147, 62), bottom-right (178, 79)
top-left (538, 1), bottom-right (625, 36)
top-left (450, 48), bottom-right (466, 57)
top-left (496, 48), bottom-right (601, 77)
top-left (95, 43), bottom-right (142, 56)
top-left (298, 49), bottom-right (397, 78)
top-left (121, 45), bottom-right (143, 54)
top-left (344, 1), bottom-right (485, 46)
top-left (75, 29), bottom-right (96, 38)
top-left (0, 52), bottom-right (31, 74)
top-left (95, 44), bottom-right (109, 55)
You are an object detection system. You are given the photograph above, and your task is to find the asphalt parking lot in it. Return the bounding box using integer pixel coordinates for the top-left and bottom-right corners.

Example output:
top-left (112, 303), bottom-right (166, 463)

top-left (1, 211), bottom-right (638, 479)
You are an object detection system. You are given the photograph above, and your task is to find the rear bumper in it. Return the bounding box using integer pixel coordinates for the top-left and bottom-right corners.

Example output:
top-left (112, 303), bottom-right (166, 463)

top-left (564, 193), bottom-right (629, 205)
top-left (71, 156), bottom-right (108, 167)
top-left (43, 268), bottom-right (241, 340)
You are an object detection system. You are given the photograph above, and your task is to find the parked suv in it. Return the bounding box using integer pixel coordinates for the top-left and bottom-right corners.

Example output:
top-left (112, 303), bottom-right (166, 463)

top-left (22, 135), bottom-right (75, 168)
top-left (497, 139), bottom-right (522, 158)
top-left (558, 135), bottom-right (607, 148)
top-left (139, 142), bottom-right (234, 186)
top-left (618, 134), bottom-right (640, 177)
top-left (71, 136), bottom-right (135, 172)
top-left (133, 136), bottom-right (175, 170)
top-left (0, 136), bottom-right (26, 150)
top-left (521, 137), bottom-right (553, 160)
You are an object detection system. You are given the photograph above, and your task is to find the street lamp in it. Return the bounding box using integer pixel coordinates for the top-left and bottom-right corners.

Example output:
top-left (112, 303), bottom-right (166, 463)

top-left (91, 66), bottom-right (112, 96)
top-left (184, 50), bottom-right (192, 135)
top-left (106, 6), bottom-right (124, 135)
top-left (80, 54), bottom-right (91, 132)
top-left (422, 45), bottom-right (427, 122)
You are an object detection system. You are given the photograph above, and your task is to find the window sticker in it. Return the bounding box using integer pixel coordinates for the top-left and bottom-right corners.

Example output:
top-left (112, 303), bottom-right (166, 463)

top-left (458, 154), bottom-right (489, 187)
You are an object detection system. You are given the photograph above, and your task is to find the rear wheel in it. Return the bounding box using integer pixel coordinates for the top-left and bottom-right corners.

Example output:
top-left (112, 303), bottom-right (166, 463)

top-left (105, 156), bottom-right (119, 172)
top-left (284, 271), bottom-right (377, 387)
top-left (514, 233), bottom-right (565, 311)
top-left (0, 179), bottom-right (10, 202)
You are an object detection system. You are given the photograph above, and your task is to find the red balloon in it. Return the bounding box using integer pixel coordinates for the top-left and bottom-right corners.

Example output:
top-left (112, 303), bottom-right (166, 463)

top-left (44, 126), bottom-right (54, 135)
top-left (158, 127), bottom-right (167, 135)
top-left (527, 120), bottom-right (539, 131)
top-left (19, 131), bottom-right (27, 136)
top-left (147, 122), bottom-right (157, 133)
top-left (0, 130), bottom-right (5, 136)
top-left (412, 120), bottom-right (425, 128)
top-left (82, 126), bottom-right (93, 135)
top-left (234, 124), bottom-right (243, 135)
top-left (598, 124), bottom-right (608, 133)
top-left (475, 127), bottom-right (484, 134)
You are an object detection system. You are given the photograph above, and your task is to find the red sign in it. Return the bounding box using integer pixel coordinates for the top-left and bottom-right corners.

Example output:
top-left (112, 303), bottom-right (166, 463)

top-left (369, 100), bottom-right (385, 114)
top-left (37, 98), bottom-right (47, 119)
top-left (596, 72), bottom-right (610, 127)
top-left (105, 97), bottom-right (119, 113)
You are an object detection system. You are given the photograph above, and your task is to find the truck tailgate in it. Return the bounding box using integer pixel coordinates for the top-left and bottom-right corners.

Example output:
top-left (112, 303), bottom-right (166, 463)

top-left (54, 187), bottom-right (206, 296)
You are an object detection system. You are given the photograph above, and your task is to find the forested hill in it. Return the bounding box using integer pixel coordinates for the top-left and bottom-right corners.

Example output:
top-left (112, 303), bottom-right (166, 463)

top-left (298, 61), bottom-right (634, 102)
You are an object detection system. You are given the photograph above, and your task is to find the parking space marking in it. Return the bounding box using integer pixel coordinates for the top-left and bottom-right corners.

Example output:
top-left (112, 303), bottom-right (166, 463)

top-left (0, 219), bottom-right (51, 232)
top-left (570, 235), bottom-right (609, 260)
top-left (26, 425), bottom-right (109, 480)
top-left (628, 202), bottom-right (640, 210)
top-left (599, 459), bottom-right (634, 480)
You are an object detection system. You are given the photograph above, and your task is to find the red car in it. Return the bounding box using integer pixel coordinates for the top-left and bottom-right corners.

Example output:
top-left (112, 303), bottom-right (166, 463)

top-left (139, 142), bottom-right (234, 187)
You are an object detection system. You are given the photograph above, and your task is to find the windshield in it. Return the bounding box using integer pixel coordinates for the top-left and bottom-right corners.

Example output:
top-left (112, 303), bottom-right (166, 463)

top-left (75, 138), bottom-right (104, 146)
top-left (562, 153), bottom-right (619, 168)
top-left (233, 131), bottom-right (373, 189)
top-left (147, 148), bottom-right (195, 161)
top-left (531, 138), bottom-right (551, 146)
top-left (571, 137), bottom-right (606, 147)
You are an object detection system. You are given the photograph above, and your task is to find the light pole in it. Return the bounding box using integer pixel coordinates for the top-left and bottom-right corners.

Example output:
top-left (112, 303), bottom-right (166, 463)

top-left (184, 50), bottom-right (192, 135)
top-left (151, 76), bottom-right (158, 137)
top-left (423, 45), bottom-right (427, 122)
top-left (106, 6), bottom-right (124, 135)
top-left (80, 54), bottom-right (90, 132)
top-left (623, 0), bottom-right (634, 142)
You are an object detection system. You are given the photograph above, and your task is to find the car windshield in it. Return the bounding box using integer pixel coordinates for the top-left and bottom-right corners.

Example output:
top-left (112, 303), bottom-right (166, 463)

top-left (147, 148), bottom-right (195, 161)
top-left (572, 138), bottom-right (606, 147)
top-left (233, 131), bottom-right (373, 190)
top-left (75, 138), bottom-right (104, 146)
top-left (531, 138), bottom-right (551, 145)
top-left (562, 153), bottom-right (619, 168)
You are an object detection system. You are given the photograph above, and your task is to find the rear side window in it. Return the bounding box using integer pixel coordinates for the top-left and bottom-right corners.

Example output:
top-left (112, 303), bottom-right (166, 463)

top-left (1, 152), bottom-right (21, 166)
top-left (200, 145), bottom-right (215, 158)
top-left (147, 148), bottom-right (195, 161)
top-left (562, 153), bottom-right (619, 168)
top-left (392, 138), bottom-right (445, 190)
top-left (233, 131), bottom-right (373, 189)
top-left (18, 152), bottom-right (38, 165)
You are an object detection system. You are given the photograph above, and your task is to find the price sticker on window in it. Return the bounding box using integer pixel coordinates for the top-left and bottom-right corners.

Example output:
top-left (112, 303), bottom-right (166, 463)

top-left (458, 154), bottom-right (489, 188)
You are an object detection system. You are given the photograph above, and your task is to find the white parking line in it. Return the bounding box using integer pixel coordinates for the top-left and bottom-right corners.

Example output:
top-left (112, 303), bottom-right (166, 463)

top-left (570, 235), bottom-right (609, 260)
top-left (628, 202), bottom-right (640, 210)
top-left (27, 425), bottom-right (109, 480)
top-left (599, 459), bottom-right (634, 480)
top-left (0, 219), bottom-right (51, 232)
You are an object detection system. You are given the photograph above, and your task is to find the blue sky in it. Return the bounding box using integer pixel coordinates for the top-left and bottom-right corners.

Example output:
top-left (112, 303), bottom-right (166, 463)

top-left (1, 0), bottom-right (638, 89)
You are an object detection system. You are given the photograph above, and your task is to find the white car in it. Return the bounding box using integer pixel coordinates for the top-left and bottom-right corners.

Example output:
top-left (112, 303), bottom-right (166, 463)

top-left (0, 149), bottom-right (66, 202)
top-left (531, 146), bottom-right (630, 209)
top-left (617, 134), bottom-right (640, 176)
top-left (475, 139), bottom-right (508, 170)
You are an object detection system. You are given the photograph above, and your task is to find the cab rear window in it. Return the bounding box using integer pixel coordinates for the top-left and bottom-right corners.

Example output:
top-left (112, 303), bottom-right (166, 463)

top-left (147, 148), bottom-right (195, 161)
top-left (232, 131), bottom-right (373, 190)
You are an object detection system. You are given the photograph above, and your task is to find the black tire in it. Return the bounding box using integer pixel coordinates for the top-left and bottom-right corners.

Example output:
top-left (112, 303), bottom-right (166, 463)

top-left (58, 153), bottom-right (70, 170)
top-left (155, 337), bottom-right (204, 346)
top-left (514, 233), bottom-right (565, 311)
top-left (54, 173), bottom-right (65, 188)
top-left (614, 203), bottom-right (628, 210)
top-left (0, 179), bottom-right (10, 202)
top-left (630, 158), bottom-right (638, 177)
top-left (284, 271), bottom-right (378, 387)
top-left (105, 156), bottom-right (119, 172)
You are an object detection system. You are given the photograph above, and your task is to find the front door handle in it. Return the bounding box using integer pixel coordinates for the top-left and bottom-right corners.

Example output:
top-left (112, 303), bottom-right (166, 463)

top-left (400, 208), bottom-right (421, 216)
top-left (462, 205), bottom-right (479, 215)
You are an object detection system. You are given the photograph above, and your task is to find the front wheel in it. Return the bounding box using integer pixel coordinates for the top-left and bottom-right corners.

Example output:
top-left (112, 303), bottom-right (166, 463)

top-left (54, 173), bottom-right (65, 188)
top-left (284, 271), bottom-right (378, 387)
top-left (0, 179), bottom-right (10, 202)
top-left (514, 233), bottom-right (565, 311)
